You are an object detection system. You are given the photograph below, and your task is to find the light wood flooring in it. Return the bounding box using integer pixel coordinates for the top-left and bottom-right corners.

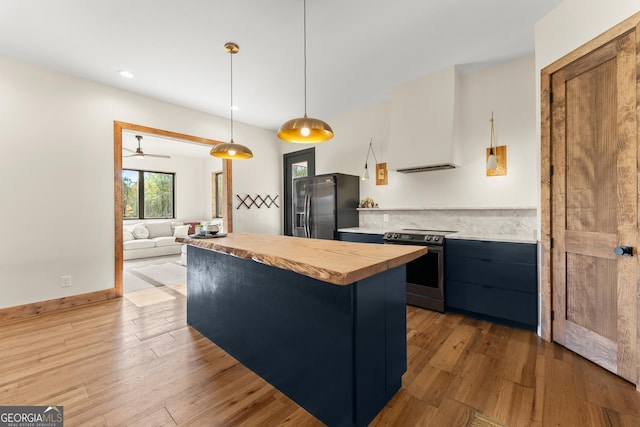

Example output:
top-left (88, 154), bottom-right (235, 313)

top-left (1, 287), bottom-right (639, 426)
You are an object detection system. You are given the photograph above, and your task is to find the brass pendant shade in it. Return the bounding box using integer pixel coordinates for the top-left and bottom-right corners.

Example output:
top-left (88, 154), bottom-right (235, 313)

top-left (278, 0), bottom-right (333, 144)
top-left (277, 115), bottom-right (334, 143)
top-left (210, 141), bottom-right (253, 159)
top-left (211, 42), bottom-right (253, 160)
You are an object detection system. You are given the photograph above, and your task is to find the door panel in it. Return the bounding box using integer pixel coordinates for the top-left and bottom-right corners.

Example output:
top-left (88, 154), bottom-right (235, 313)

top-left (566, 253), bottom-right (617, 340)
top-left (551, 30), bottom-right (638, 383)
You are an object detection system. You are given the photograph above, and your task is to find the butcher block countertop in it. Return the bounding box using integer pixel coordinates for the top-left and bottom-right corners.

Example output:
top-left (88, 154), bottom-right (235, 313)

top-left (178, 232), bottom-right (427, 286)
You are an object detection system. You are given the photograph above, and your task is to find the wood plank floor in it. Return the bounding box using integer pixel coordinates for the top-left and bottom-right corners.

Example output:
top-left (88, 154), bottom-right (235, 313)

top-left (1, 286), bottom-right (639, 426)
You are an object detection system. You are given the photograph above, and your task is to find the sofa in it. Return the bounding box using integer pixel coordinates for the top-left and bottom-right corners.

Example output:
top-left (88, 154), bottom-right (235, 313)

top-left (123, 221), bottom-right (189, 260)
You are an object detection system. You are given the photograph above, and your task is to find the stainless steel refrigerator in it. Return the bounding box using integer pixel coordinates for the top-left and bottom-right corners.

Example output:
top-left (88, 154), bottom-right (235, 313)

top-left (292, 173), bottom-right (359, 239)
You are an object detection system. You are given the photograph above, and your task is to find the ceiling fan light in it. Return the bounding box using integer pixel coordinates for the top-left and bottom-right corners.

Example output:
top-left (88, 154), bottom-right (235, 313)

top-left (210, 142), bottom-right (253, 160)
top-left (277, 116), bottom-right (334, 143)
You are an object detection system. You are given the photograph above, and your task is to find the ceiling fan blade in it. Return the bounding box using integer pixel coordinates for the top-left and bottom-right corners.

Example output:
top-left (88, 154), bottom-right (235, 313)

top-left (124, 136), bottom-right (170, 159)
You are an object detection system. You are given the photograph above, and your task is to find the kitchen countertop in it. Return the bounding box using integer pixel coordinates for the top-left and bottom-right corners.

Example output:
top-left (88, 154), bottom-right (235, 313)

top-left (338, 227), bottom-right (538, 244)
top-left (178, 232), bottom-right (426, 286)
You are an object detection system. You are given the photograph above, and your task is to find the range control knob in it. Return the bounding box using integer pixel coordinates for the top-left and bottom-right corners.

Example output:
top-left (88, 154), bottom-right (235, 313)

top-left (393, 234), bottom-right (399, 239)
top-left (425, 236), bottom-right (432, 241)
top-left (433, 236), bottom-right (440, 242)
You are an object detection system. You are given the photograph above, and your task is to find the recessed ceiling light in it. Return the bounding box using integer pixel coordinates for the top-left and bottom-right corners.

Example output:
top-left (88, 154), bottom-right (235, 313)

top-left (230, 105), bottom-right (239, 111)
top-left (118, 69), bottom-right (134, 79)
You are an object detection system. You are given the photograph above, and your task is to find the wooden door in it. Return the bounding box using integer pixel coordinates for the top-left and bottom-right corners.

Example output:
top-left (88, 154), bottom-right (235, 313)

top-left (550, 30), bottom-right (638, 383)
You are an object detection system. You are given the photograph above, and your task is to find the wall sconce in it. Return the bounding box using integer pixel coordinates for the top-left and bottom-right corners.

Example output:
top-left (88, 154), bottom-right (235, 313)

top-left (486, 112), bottom-right (507, 176)
top-left (361, 139), bottom-right (388, 185)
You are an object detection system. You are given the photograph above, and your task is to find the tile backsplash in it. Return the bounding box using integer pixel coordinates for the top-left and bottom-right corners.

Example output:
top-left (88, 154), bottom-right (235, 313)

top-left (359, 208), bottom-right (537, 238)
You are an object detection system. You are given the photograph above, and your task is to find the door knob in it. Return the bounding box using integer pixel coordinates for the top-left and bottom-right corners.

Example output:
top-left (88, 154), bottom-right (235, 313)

top-left (613, 246), bottom-right (634, 256)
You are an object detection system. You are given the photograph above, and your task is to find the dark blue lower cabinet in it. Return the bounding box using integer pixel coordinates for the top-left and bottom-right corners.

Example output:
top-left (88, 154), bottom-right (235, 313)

top-left (445, 239), bottom-right (538, 330)
top-left (186, 245), bottom-right (406, 427)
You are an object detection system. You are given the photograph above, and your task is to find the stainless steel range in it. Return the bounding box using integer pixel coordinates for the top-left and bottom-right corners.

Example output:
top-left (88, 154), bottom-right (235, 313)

top-left (383, 229), bottom-right (456, 312)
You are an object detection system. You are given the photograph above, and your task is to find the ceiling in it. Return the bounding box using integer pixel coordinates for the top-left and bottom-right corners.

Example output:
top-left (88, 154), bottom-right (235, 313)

top-left (0, 0), bottom-right (561, 137)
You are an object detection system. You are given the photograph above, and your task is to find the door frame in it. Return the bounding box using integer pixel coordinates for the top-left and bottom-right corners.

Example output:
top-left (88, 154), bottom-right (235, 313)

top-left (540, 13), bottom-right (640, 343)
top-left (283, 148), bottom-right (315, 236)
top-left (113, 121), bottom-right (233, 296)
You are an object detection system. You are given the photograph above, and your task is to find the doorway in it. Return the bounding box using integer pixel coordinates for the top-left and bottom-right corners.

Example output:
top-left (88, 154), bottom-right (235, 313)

top-left (113, 121), bottom-right (233, 296)
top-left (283, 148), bottom-right (315, 236)
top-left (541, 18), bottom-right (639, 386)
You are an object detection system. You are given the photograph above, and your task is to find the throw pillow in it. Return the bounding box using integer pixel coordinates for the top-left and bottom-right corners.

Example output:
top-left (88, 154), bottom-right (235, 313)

top-left (123, 230), bottom-right (135, 242)
top-left (145, 221), bottom-right (173, 239)
top-left (133, 224), bottom-right (149, 239)
top-left (173, 225), bottom-right (190, 238)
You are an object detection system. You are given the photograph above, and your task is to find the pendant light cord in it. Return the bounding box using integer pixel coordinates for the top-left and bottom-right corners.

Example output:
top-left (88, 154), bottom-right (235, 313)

top-left (230, 49), bottom-right (235, 143)
top-left (364, 138), bottom-right (378, 165)
top-left (489, 111), bottom-right (495, 153)
top-left (303, 0), bottom-right (308, 117)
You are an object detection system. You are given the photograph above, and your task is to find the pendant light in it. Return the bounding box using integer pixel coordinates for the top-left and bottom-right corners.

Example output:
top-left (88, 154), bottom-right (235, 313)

top-left (486, 112), bottom-right (497, 170)
top-left (277, 0), bottom-right (334, 143)
top-left (210, 42), bottom-right (253, 160)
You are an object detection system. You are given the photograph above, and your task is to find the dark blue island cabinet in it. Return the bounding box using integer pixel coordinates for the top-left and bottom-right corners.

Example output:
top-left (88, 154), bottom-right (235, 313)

top-left (184, 234), bottom-right (425, 427)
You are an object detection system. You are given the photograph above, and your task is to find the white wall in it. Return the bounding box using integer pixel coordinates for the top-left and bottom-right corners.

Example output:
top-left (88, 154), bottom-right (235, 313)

top-left (285, 54), bottom-right (538, 210)
top-left (231, 124), bottom-right (283, 236)
top-left (0, 55), bottom-right (280, 308)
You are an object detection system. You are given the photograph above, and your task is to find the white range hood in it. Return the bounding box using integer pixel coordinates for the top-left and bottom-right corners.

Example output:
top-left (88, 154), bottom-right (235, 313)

top-left (388, 66), bottom-right (461, 172)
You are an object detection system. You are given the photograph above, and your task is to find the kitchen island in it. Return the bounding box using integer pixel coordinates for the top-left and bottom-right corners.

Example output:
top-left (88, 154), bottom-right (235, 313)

top-left (179, 233), bottom-right (426, 427)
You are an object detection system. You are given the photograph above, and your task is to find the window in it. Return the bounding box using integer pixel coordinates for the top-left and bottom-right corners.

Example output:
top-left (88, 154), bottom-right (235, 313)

top-left (122, 169), bottom-right (175, 219)
top-left (292, 160), bottom-right (309, 179)
top-left (212, 171), bottom-right (223, 218)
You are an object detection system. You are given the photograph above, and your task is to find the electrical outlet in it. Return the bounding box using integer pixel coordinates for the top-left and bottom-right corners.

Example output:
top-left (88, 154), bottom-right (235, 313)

top-left (60, 275), bottom-right (72, 288)
top-left (383, 214), bottom-right (389, 223)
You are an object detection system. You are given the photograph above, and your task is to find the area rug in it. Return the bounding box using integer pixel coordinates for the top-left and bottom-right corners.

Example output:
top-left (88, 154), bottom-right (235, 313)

top-left (468, 413), bottom-right (506, 427)
top-left (167, 283), bottom-right (187, 296)
top-left (131, 262), bottom-right (186, 287)
top-left (124, 287), bottom-right (176, 307)
top-left (123, 270), bottom-right (155, 293)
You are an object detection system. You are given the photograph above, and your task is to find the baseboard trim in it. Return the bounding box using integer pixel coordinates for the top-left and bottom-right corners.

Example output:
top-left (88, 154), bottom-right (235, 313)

top-left (0, 289), bottom-right (120, 324)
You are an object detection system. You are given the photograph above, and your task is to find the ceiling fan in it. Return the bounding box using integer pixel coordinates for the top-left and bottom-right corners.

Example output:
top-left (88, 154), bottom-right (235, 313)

top-left (123, 135), bottom-right (170, 159)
